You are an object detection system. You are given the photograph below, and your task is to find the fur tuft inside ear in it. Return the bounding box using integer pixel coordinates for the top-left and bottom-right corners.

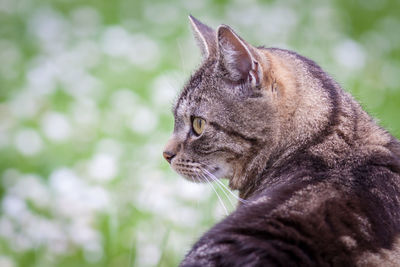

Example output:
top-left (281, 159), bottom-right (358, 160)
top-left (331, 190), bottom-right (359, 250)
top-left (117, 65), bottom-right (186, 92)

top-left (217, 25), bottom-right (262, 87)
top-left (189, 15), bottom-right (217, 59)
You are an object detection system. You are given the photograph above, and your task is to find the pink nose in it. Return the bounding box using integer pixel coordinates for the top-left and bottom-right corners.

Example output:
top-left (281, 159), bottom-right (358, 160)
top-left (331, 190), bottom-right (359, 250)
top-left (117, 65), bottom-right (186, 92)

top-left (163, 151), bottom-right (176, 164)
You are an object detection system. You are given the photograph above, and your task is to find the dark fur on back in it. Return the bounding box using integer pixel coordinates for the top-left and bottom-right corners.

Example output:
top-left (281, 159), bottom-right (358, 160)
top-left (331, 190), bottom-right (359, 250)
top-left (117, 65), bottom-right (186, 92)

top-left (164, 17), bottom-right (400, 266)
top-left (183, 144), bottom-right (400, 266)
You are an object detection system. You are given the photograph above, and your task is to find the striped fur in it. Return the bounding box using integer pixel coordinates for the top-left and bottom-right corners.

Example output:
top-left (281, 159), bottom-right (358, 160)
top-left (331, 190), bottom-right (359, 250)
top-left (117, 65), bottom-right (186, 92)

top-left (163, 17), bottom-right (400, 266)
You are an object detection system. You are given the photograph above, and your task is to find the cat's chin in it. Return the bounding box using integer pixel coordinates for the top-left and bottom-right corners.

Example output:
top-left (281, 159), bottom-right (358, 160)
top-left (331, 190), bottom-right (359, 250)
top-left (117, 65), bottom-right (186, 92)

top-left (176, 165), bottom-right (232, 184)
top-left (176, 168), bottom-right (220, 183)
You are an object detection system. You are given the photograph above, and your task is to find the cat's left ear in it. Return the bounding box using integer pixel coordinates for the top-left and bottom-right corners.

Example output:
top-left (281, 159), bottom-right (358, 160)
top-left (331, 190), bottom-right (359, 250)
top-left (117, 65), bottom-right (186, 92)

top-left (217, 25), bottom-right (262, 87)
top-left (189, 15), bottom-right (217, 60)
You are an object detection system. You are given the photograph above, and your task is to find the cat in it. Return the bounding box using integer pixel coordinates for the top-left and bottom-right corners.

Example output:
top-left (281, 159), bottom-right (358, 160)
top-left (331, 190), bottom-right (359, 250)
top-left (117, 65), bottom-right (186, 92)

top-left (163, 15), bottom-right (400, 266)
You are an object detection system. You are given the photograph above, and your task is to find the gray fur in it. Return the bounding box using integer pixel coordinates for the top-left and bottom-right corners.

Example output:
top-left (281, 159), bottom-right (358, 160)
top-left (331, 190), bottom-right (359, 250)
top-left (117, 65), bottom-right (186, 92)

top-left (163, 17), bottom-right (400, 266)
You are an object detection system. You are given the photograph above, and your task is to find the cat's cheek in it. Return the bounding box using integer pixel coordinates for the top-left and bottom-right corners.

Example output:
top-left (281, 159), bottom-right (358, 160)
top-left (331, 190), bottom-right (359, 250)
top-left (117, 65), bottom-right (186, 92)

top-left (213, 168), bottom-right (230, 179)
top-left (212, 161), bottom-right (234, 180)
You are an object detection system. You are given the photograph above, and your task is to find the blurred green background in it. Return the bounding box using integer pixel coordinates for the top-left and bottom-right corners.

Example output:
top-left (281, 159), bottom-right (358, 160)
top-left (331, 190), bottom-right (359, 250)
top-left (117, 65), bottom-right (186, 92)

top-left (0, 0), bottom-right (399, 266)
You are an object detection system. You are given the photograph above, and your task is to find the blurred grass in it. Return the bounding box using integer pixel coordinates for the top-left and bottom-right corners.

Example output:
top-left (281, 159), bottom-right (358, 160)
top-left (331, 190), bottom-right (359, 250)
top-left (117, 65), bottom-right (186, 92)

top-left (0, 0), bottom-right (399, 266)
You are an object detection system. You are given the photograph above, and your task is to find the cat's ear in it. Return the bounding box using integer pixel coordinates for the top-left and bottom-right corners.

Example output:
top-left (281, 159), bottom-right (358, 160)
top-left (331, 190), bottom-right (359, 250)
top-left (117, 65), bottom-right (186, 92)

top-left (217, 25), bottom-right (262, 87)
top-left (189, 15), bottom-right (217, 59)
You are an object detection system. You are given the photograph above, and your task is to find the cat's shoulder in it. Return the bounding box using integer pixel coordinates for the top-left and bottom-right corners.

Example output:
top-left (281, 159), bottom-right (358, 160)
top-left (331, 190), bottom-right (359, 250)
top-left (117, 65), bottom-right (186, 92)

top-left (181, 180), bottom-right (354, 266)
top-left (181, 176), bottom-right (397, 266)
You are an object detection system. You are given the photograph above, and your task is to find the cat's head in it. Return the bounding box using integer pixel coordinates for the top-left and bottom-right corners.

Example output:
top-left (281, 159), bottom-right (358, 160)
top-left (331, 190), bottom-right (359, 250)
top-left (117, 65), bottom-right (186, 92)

top-left (163, 16), bottom-right (293, 189)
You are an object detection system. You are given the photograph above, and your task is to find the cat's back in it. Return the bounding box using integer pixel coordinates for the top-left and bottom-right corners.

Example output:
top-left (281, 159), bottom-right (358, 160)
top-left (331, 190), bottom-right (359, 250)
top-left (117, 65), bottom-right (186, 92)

top-left (181, 146), bottom-right (400, 266)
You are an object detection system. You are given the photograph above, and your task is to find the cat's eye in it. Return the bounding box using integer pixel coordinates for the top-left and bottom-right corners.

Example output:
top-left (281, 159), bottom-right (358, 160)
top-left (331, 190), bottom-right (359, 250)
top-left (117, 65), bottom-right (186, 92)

top-left (192, 117), bottom-right (206, 136)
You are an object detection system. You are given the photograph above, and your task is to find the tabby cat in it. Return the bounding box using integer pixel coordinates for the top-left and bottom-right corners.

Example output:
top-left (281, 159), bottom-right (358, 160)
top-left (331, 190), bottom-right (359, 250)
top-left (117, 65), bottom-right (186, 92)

top-left (163, 16), bottom-right (400, 266)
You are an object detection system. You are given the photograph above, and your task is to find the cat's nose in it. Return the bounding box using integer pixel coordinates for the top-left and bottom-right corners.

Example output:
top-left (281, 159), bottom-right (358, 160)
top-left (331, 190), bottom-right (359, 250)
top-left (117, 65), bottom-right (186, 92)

top-left (163, 151), bottom-right (176, 164)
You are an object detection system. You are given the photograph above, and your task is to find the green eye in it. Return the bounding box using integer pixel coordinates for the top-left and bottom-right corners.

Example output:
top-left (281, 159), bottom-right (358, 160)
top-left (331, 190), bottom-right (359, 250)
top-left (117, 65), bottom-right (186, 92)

top-left (192, 117), bottom-right (206, 136)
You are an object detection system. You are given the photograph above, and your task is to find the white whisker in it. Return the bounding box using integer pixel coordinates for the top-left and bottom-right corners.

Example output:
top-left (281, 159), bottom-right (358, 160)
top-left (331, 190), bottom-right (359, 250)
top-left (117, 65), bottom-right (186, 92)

top-left (201, 170), bottom-right (235, 209)
top-left (199, 172), bottom-right (229, 216)
top-left (202, 168), bottom-right (248, 204)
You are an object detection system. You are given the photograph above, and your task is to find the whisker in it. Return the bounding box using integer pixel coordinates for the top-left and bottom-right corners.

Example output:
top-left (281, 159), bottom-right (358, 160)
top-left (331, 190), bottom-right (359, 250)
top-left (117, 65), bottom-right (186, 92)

top-left (201, 168), bottom-right (249, 204)
top-left (201, 170), bottom-right (236, 209)
top-left (191, 174), bottom-right (202, 209)
top-left (199, 172), bottom-right (229, 216)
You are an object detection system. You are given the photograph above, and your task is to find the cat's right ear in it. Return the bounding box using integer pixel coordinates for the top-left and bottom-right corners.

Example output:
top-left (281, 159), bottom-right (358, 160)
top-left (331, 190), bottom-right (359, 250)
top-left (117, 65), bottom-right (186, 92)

top-left (188, 15), bottom-right (217, 60)
top-left (217, 25), bottom-right (263, 88)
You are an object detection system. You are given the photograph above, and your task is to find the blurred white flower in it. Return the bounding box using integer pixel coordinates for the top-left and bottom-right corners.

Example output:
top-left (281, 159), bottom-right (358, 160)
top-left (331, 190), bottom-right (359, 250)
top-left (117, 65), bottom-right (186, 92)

top-left (41, 112), bottom-right (72, 142)
top-left (140, 143), bottom-right (164, 164)
top-left (88, 153), bottom-right (118, 181)
top-left (0, 216), bottom-right (15, 240)
top-left (143, 3), bottom-right (179, 25)
top-left (59, 70), bottom-right (102, 99)
top-left (50, 168), bottom-right (111, 218)
top-left (85, 186), bottom-right (110, 210)
top-left (14, 128), bottom-right (43, 156)
top-left (213, 201), bottom-right (228, 220)
top-left (9, 174), bottom-right (50, 208)
top-left (0, 40), bottom-right (20, 80)
top-left (83, 241), bottom-right (103, 263)
top-left (71, 97), bottom-right (99, 126)
top-left (101, 26), bottom-right (132, 57)
top-left (361, 30), bottom-right (392, 56)
top-left (129, 106), bottom-right (158, 134)
top-left (70, 7), bottom-right (101, 38)
top-left (74, 40), bottom-right (102, 68)
top-left (151, 72), bottom-right (182, 108)
top-left (135, 243), bottom-right (161, 267)
top-left (12, 233), bottom-right (33, 252)
top-left (167, 205), bottom-right (201, 227)
top-left (101, 26), bottom-right (160, 69)
top-left (49, 168), bottom-right (81, 196)
top-left (227, 4), bottom-right (297, 39)
top-left (26, 59), bottom-right (58, 95)
top-left (135, 169), bottom-right (174, 212)
top-left (24, 217), bottom-right (66, 252)
top-left (28, 7), bottom-right (69, 53)
top-left (96, 138), bottom-right (123, 159)
top-left (134, 222), bottom-right (165, 267)
top-left (381, 62), bottom-right (400, 90)
top-left (101, 109), bottom-right (125, 135)
top-left (0, 104), bottom-right (12, 149)
top-left (110, 88), bottom-right (138, 116)
top-left (2, 195), bottom-right (27, 218)
top-left (0, 169), bottom-right (83, 254)
top-left (174, 178), bottom-right (212, 202)
top-left (69, 220), bottom-right (101, 247)
top-left (334, 39), bottom-right (366, 70)
top-left (130, 34), bottom-right (160, 70)
top-left (9, 90), bottom-right (42, 119)
top-left (0, 256), bottom-right (15, 267)
top-left (1, 169), bottom-right (20, 188)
